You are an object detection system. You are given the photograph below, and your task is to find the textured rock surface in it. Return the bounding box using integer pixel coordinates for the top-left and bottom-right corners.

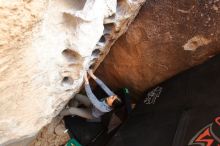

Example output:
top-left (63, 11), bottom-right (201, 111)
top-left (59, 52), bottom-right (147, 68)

top-left (96, 0), bottom-right (220, 97)
top-left (0, 0), bottom-right (145, 145)
top-left (29, 118), bottom-right (70, 146)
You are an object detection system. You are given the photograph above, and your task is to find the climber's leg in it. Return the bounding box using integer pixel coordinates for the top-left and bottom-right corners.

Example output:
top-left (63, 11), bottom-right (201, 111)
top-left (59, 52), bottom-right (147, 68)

top-left (73, 94), bottom-right (92, 107)
top-left (60, 107), bottom-right (94, 119)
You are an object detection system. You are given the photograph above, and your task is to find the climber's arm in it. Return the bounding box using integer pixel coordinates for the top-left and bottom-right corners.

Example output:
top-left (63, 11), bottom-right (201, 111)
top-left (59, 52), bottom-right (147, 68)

top-left (84, 73), bottom-right (106, 112)
top-left (88, 70), bottom-right (115, 96)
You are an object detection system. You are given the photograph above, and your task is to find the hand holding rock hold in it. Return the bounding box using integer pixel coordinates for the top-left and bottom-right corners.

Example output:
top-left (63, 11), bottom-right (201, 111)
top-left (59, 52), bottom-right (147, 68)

top-left (88, 69), bottom-right (97, 80)
top-left (84, 72), bottom-right (89, 84)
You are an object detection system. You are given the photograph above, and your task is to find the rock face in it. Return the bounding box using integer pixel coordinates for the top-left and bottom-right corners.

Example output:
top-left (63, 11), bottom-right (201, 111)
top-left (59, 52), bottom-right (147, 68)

top-left (0, 0), bottom-right (145, 145)
top-left (96, 0), bottom-right (220, 97)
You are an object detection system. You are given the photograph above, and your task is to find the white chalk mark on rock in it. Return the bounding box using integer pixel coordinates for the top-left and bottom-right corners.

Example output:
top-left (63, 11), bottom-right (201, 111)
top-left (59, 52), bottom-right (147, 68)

top-left (183, 35), bottom-right (211, 51)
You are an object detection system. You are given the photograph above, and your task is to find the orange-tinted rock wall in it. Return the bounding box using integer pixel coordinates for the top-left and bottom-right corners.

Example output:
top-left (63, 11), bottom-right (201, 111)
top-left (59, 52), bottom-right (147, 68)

top-left (96, 0), bottom-right (220, 97)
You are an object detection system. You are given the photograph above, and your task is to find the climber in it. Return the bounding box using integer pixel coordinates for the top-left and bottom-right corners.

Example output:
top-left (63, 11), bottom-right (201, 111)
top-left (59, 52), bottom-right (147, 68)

top-left (60, 69), bottom-right (122, 120)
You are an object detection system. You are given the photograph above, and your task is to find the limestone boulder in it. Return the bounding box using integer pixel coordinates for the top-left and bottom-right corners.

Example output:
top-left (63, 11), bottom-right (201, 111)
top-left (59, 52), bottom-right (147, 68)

top-left (0, 0), bottom-right (145, 145)
top-left (96, 0), bottom-right (220, 97)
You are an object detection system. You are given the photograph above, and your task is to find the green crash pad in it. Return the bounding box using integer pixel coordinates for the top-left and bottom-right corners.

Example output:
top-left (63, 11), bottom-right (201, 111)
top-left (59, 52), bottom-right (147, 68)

top-left (65, 138), bottom-right (82, 146)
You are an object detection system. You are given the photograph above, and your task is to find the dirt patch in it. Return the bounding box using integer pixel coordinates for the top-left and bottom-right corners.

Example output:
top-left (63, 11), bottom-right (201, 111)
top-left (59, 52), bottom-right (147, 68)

top-left (30, 117), bottom-right (69, 146)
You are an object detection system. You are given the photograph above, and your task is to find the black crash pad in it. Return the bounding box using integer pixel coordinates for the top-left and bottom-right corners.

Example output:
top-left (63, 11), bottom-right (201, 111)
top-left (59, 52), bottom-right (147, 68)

top-left (107, 54), bottom-right (220, 146)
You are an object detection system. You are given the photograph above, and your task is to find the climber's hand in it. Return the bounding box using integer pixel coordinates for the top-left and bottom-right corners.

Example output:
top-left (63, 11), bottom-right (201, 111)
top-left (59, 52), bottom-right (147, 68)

top-left (88, 69), bottom-right (97, 80)
top-left (84, 72), bottom-right (89, 84)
